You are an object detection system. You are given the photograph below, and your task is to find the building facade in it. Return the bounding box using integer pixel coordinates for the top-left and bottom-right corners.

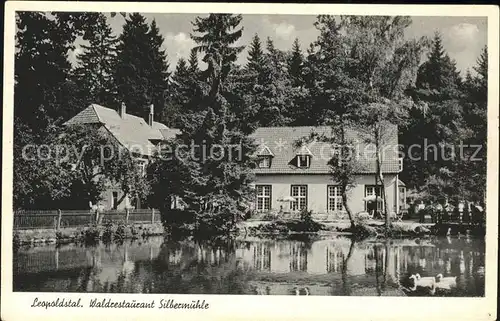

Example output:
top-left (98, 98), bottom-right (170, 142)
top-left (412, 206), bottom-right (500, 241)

top-left (250, 126), bottom-right (406, 216)
top-left (65, 106), bottom-right (406, 215)
top-left (64, 103), bottom-right (179, 210)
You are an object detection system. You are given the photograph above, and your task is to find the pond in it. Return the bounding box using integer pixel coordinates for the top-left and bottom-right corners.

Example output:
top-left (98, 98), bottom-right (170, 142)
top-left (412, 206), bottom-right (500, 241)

top-left (13, 234), bottom-right (485, 296)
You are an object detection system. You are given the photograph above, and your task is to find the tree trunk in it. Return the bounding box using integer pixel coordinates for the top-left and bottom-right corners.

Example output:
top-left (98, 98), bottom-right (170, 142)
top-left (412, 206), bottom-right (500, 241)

top-left (340, 123), bottom-right (355, 229)
top-left (375, 126), bottom-right (390, 232)
top-left (342, 188), bottom-right (356, 229)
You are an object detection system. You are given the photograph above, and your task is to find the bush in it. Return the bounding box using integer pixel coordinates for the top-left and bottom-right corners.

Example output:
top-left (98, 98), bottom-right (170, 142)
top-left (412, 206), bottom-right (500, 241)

top-left (350, 223), bottom-right (378, 239)
top-left (102, 221), bottom-right (115, 242)
top-left (114, 222), bottom-right (126, 241)
top-left (294, 209), bottom-right (323, 232)
top-left (196, 209), bottom-right (238, 236)
top-left (130, 224), bottom-right (139, 239)
top-left (82, 224), bottom-right (101, 244)
top-left (161, 209), bottom-right (196, 232)
top-left (260, 210), bottom-right (279, 221)
top-left (13, 232), bottom-right (21, 251)
top-left (249, 210), bottom-right (324, 235)
top-left (249, 221), bottom-right (290, 235)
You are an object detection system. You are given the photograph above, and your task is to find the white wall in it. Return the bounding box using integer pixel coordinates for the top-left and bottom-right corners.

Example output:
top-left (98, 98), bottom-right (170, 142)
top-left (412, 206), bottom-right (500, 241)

top-left (253, 174), bottom-right (399, 214)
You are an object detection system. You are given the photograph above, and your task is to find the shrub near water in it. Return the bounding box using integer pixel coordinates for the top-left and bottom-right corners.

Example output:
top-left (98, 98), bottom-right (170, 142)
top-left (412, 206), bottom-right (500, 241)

top-left (297, 209), bottom-right (323, 232)
top-left (102, 221), bottom-right (115, 242)
top-left (82, 224), bottom-right (101, 243)
top-left (250, 209), bottom-right (325, 235)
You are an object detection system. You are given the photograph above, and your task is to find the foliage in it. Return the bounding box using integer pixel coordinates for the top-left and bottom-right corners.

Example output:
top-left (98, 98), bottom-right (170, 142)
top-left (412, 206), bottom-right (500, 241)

top-left (150, 14), bottom-right (256, 236)
top-left (400, 33), bottom-right (487, 206)
top-left (14, 122), bottom-right (149, 209)
top-left (114, 14), bottom-right (170, 120)
top-left (240, 37), bottom-right (301, 128)
top-left (303, 16), bottom-right (428, 230)
top-left (14, 12), bottom-right (102, 209)
top-left (297, 209), bottom-right (320, 231)
top-left (14, 13), bottom-right (488, 227)
top-left (82, 224), bottom-right (101, 244)
top-left (102, 221), bottom-right (115, 242)
top-left (73, 13), bottom-right (119, 108)
top-left (166, 56), bottom-right (204, 125)
top-left (249, 210), bottom-right (324, 234)
top-left (288, 38), bottom-right (305, 87)
top-left (15, 12), bottom-right (90, 130)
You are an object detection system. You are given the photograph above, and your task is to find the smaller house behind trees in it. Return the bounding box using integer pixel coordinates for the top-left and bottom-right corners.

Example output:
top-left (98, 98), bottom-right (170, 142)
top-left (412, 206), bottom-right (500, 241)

top-left (65, 103), bottom-right (179, 210)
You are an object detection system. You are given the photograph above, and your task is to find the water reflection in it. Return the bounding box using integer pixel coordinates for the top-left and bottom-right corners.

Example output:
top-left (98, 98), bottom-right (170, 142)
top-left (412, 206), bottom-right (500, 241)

top-left (13, 235), bottom-right (485, 297)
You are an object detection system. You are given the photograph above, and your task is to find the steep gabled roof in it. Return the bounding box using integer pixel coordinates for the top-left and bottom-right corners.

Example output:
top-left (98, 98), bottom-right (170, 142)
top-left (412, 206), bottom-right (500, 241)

top-left (159, 128), bottom-right (181, 140)
top-left (64, 104), bottom-right (171, 156)
top-left (250, 126), bottom-right (400, 175)
top-left (256, 145), bottom-right (275, 157)
top-left (297, 145), bottom-right (313, 156)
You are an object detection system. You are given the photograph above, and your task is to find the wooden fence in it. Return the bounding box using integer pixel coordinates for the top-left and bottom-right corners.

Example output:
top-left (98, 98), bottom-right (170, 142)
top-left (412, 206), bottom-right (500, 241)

top-left (13, 209), bottom-right (161, 230)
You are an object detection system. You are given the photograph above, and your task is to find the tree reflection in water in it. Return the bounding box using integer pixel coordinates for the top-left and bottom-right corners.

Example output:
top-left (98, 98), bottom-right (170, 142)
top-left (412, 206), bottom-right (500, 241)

top-left (340, 238), bottom-right (355, 296)
top-left (13, 235), bottom-right (485, 296)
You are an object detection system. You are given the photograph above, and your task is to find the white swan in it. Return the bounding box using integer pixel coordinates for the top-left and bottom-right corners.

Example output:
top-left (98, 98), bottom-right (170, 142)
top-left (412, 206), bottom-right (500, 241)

top-left (435, 274), bottom-right (457, 290)
top-left (410, 273), bottom-right (436, 288)
top-left (406, 275), bottom-right (436, 294)
top-left (292, 286), bottom-right (310, 295)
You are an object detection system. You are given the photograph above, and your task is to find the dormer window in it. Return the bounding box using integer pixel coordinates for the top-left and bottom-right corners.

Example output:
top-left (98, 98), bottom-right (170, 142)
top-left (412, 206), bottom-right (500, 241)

top-left (256, 145), bottom-right (274, 169)
top-left (296, 145), bottom-right (313, 169)
top-left (398, 157), bottom-right (403, 172)
top-left (297, 155), bottom-right (310, 168)
top-left (258, 156), bottom-right (272, 168)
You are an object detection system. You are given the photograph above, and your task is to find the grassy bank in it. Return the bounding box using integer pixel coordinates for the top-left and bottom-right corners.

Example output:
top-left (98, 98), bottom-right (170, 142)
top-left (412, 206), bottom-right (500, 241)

top-left (13, 222), bottom-right (164, 248)
top-left (241, 220), bottom-right (435, 239)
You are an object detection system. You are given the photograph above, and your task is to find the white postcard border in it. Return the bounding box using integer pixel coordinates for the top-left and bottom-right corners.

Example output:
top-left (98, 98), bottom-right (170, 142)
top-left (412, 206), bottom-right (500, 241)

top-left (2, 2), bottom-right (499, 321)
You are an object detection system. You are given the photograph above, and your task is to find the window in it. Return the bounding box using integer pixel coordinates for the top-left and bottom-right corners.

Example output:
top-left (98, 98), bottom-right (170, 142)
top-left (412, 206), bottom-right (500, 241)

top-left (136, 160), bottom-right (147, 176)
top-left (291, 185), bottom-right (308, 211)
top-left (365, 185), bottom-right (384, 211)
top-left (399, 187), bottom-right (406, 210)
top-left (398, 158), bottom-right (403, 172)
top-left (258, 156), bottom-right (272, 168)
top-left (297, 155), bottom-right (310, 168)
top-left (327, 185), bottom-right (343, 212)
top-left (256, 185), bottom-right (272, 211)
top-left (112, 192), bottom-right (118, 210)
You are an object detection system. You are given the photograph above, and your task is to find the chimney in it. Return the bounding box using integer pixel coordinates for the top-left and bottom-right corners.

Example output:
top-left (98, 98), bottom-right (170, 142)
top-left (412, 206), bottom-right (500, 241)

top-left (120, 102), bottom-right (126, 118)
top-left (148, 103), bottom-right (154, 126)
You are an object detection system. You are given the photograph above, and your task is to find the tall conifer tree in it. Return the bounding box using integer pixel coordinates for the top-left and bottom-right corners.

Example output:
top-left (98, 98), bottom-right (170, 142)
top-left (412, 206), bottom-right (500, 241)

top-left (114, 14), bottom-right (170, 119)
top-left (288, 38), bottom-right (304, 87)
top-left (73, 13), bottom-right (118, 108)
top-left (188, 48), bottom-right (199, 73)
top-left (154, 14), bottom-right (255, 234)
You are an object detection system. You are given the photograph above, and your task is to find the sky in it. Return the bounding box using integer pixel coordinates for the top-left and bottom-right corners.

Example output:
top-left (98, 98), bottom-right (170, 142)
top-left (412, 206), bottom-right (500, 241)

top-left (71, 14), bottom-right (488, 76)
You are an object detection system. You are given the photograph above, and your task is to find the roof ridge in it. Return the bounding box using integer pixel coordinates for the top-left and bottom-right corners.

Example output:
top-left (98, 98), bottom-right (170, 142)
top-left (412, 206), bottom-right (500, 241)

top-left (90, 104), bottom-right (103, 123)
